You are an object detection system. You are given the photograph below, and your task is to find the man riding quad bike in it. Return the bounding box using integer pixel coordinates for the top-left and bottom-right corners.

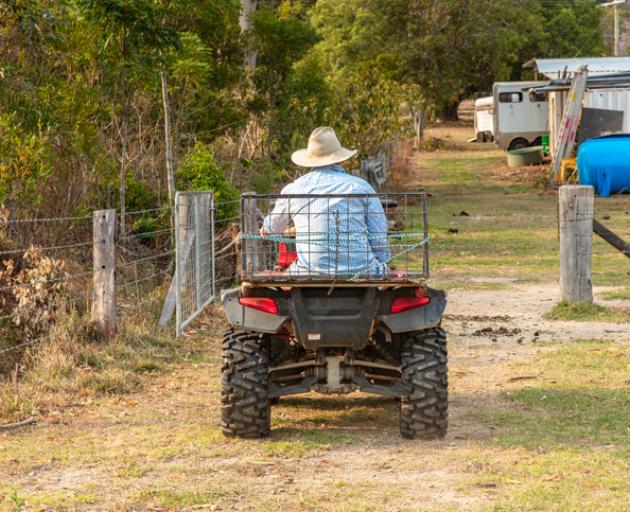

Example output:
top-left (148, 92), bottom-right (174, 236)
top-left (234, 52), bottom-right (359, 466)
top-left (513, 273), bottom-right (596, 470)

top-left (221, 128), bottom-right (447, 440)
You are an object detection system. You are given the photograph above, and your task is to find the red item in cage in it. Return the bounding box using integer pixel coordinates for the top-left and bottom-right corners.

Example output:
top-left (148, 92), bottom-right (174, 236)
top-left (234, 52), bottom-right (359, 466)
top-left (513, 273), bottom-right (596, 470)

top-left (277, 242), bottom-right (298, 268)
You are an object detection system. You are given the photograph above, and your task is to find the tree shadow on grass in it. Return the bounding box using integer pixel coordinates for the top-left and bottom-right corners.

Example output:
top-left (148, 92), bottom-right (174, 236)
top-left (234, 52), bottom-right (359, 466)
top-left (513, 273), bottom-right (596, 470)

top-left (269, 394), bottom-right (399, 442)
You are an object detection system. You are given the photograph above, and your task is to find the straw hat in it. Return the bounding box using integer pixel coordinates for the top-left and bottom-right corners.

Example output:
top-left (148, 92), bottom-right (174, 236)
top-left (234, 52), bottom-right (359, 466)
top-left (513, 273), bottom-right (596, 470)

top-left (291, 127), bottom-right (358, 168)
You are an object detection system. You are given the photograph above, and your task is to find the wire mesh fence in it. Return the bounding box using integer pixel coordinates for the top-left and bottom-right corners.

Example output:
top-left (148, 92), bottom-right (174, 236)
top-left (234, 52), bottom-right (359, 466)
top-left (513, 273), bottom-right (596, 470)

top-left (0, 205), bottom-right (178, 367)
top-left (240, 192), bottom-right (429, 284)
top-left (116, 205), bottom-right (174, 312)
top-left (174, 192), bottom-right (215, 336)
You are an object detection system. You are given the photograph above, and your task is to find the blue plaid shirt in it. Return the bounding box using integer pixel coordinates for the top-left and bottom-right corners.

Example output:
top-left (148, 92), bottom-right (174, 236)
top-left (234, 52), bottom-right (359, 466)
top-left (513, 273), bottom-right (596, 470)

top-left (262, 165), bottom-right (390, 277)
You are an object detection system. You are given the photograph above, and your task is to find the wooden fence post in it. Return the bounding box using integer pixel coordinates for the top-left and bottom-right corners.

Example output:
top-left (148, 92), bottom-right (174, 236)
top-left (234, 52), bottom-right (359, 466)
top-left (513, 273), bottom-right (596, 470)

top-left (559, 185), bottom-right (593, 303)
top-left (92, 209), bottom-right (117, 336)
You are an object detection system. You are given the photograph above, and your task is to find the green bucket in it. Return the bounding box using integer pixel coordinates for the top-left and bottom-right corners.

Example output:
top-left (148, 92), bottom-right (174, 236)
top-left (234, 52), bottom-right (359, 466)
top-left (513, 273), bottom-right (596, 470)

top-left (541, 134), bottom-right (550, 156)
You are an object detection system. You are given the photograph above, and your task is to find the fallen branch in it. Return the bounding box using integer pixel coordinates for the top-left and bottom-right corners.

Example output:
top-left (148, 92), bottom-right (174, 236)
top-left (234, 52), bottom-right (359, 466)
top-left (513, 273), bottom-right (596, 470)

top-left (0, 416), bottom-right (36, 431)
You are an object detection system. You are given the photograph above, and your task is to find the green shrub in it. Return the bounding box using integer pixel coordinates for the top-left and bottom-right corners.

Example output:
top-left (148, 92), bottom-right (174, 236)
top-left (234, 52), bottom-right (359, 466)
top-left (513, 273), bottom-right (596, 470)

top-left (176, 143), bottom-right (239, 221)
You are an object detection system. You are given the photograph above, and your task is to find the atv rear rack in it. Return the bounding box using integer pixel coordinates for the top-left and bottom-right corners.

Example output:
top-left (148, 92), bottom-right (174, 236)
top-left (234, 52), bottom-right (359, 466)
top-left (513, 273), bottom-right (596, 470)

top-left (240, 192), bottom-right (429, 285)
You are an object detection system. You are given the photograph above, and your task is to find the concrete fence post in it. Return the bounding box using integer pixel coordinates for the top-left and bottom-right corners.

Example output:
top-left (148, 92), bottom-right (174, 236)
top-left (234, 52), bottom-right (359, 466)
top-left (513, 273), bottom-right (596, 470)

top-left (559, 185), bottom-right (594, 302)
top-left (92, 209), bottom-right (117, 336)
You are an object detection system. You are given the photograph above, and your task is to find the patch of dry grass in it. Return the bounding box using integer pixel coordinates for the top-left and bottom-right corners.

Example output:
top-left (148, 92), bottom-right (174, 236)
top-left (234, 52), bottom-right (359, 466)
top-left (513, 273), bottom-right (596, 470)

top-left (0, 296), bottom-right (215, 424)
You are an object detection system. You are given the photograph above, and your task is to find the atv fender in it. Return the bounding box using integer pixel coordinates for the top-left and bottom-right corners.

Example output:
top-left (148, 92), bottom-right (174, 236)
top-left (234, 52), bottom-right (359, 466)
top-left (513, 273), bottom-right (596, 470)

top-left (378, 288), bottom-right (447, 333)
top-left (221, 288), bottom-right (289, 334)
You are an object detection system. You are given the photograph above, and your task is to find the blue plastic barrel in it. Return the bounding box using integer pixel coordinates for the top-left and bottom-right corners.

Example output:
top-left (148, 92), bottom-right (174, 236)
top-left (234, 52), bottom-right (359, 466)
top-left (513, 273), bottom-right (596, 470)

top-left (577, 134), bottom-right (630, 197)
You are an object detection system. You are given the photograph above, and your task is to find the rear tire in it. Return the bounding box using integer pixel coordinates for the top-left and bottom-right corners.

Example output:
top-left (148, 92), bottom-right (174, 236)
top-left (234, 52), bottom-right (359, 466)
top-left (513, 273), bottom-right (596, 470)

top-left (400, 328), bottom-right (448, 440)
top-left (221, 329), bottom-right (271, 438)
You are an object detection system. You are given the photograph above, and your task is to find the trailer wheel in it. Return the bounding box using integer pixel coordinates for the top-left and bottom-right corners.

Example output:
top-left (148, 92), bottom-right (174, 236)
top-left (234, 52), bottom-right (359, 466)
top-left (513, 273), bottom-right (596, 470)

top-left (221, 329), bottom-right (271, 438)
top-left (400, 327), bottom-right (448, 440)
top-left (508, 138), bottom-right (529, 151)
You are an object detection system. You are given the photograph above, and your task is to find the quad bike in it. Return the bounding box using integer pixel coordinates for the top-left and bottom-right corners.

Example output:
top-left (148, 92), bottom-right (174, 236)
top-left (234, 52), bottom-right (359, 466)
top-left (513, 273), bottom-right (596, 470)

top-left (220, 193), bottom-right (447, 439)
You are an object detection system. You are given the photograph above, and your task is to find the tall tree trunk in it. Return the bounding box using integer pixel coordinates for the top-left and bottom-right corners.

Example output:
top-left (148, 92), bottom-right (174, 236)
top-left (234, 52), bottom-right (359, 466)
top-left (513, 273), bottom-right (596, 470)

top-left (413, 108), bottom-right (426, 149)
top-left (160, 70), bottom-right (176, 219)
top-left (240, 0), bottom-right (258, 69)
top-left (120, 26), bottom-right (128, 235)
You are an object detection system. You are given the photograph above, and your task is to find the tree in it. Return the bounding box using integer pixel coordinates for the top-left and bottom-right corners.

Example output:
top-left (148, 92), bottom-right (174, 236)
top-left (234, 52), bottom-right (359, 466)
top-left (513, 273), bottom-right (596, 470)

top-left (311, 0), bottom-right (603, 120)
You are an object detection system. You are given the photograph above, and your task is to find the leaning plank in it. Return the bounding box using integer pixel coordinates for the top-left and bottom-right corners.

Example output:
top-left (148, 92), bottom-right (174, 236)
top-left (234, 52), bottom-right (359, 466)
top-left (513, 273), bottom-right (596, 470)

top-left (0, 417), bottom-right (36, 431)
top-left (593, 219), bottom-right (630, 260)
top-left (158, 232), bottom-right (196, 327)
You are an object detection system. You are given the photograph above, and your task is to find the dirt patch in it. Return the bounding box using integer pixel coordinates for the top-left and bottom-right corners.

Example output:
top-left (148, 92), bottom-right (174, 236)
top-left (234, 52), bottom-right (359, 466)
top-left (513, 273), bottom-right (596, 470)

top-left (445, 314), bottom-right (513, 322)
top-left (472, 326), bottom-right (521, 337)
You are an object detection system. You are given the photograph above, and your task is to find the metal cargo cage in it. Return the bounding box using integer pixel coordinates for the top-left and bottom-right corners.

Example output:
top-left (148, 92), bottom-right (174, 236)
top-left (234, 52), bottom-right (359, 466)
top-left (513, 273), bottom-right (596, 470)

top-left (240, 192), bottom-right (429, 284)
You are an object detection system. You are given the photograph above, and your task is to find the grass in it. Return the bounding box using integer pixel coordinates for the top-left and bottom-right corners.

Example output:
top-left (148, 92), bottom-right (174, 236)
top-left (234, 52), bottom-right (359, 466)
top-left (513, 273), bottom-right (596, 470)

top-left (259, 430), bottom-right (352, 457)
top-left (471, 339), bottom-right (630, 511)
top-left (409, 140), bottom-right (630, 289)
top-left (0, 298), bottom-right (213, 422)
top-left (601, 287), bottom-right (630, 301)
top-left (544, 301), bottom-right (630, 323)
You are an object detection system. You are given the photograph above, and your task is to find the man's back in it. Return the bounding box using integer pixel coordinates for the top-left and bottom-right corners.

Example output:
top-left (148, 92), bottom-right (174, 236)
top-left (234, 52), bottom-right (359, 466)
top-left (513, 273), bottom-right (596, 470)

top-left (262, 165), bottom-right (390, 278)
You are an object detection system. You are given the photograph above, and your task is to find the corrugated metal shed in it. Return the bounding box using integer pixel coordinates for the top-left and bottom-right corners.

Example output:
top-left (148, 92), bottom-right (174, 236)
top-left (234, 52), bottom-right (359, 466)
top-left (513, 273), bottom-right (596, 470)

top-left (527, 72), bottom-right (630, 93)
top-left (525, 57), bottom-right (630, 78)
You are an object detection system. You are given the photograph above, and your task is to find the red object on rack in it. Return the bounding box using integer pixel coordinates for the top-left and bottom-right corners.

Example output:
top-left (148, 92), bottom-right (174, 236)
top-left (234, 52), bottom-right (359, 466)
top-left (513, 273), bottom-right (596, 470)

top-left (277, 242), bottom-right (298, 268)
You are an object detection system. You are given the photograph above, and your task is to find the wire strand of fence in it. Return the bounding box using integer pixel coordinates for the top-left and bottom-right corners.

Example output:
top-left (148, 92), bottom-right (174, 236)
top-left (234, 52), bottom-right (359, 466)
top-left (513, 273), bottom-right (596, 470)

top-left (119, 206), bottom-right (171, 217)
top-left (0, 336), bottom-right (49, 356)
top-left (117, 269), bottom-right (171, 289)
top-left (4, 213), bottom-right (93, 225)
top-left (117, 250), bottom-right (175, 268)
top-left (0, 295), bottom-right (85, 323)
top-left (118, 228), bottom-right (174, 242)
top-left (0, 270), bottom-right (93, 293)
top-left (118, 291), bottom-right (165, 311)
top-left (0, 240), bottom-right (94, 257)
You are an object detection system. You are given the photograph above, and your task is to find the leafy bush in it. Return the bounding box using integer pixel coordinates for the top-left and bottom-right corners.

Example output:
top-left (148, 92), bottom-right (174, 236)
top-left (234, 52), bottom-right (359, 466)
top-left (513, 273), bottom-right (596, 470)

top-left (0, 114), bottom-right (54, 206)
top-left (125, 174), bottom-right (159, 212)
top-left (123, 175), bottom-right (168, 238)
top-left (176, 143), bottom-right (239, 221)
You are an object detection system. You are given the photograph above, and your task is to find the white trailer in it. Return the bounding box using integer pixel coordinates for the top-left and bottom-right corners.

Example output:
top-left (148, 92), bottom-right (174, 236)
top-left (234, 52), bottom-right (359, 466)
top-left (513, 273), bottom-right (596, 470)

top-left (473, 96), bottom-right (494, 142)
top-left (492, 81), bottom-right (549, 151)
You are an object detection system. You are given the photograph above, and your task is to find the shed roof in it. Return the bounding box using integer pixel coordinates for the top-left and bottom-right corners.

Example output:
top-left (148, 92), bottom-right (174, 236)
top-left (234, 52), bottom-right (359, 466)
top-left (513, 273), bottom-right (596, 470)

top-left (525, 57), bottom-right (630, 78)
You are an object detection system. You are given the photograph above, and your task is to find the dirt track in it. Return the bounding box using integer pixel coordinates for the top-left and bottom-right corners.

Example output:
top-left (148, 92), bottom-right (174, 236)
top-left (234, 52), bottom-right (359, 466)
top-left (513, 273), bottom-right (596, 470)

top-left (2, 280), bottom-right (629, 511)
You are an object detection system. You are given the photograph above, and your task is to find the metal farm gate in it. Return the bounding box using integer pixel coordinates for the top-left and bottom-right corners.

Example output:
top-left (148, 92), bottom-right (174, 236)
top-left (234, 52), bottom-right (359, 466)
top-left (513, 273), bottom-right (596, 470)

top-left (174, 191), bottom-right (215, 336)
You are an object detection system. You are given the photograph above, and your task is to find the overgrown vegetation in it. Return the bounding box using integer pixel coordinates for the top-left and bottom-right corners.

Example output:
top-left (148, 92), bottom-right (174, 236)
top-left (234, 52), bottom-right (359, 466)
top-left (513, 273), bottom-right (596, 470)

top-left (0, 295), bottom-right (211, 422)
top-left (0, 0), bottom-right (605, 219)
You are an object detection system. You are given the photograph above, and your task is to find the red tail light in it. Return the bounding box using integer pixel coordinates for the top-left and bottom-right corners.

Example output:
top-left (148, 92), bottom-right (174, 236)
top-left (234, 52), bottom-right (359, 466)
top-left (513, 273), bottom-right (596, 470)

top-left (390, 296), bottom-right (431, 314)
top-left (239, 297), bottom-right (279, 315)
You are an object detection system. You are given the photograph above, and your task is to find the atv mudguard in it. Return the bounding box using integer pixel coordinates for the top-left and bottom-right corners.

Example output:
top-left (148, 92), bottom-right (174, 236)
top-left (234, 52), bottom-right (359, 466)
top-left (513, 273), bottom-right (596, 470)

top-left (220, 286), bottom-right (447, 341)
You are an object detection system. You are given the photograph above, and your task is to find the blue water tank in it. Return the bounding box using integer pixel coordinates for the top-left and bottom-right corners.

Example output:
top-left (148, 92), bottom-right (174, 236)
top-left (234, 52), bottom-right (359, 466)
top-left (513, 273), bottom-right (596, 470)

top-left (577, 134), bottom-right (630, 197)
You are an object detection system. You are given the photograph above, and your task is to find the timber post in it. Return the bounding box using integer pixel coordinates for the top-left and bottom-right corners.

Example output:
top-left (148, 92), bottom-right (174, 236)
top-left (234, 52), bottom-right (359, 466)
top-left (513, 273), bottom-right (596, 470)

top-left (92, 209), bottom-right (117, 336)
top-left (559, 185), bottom-right (594, 303)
